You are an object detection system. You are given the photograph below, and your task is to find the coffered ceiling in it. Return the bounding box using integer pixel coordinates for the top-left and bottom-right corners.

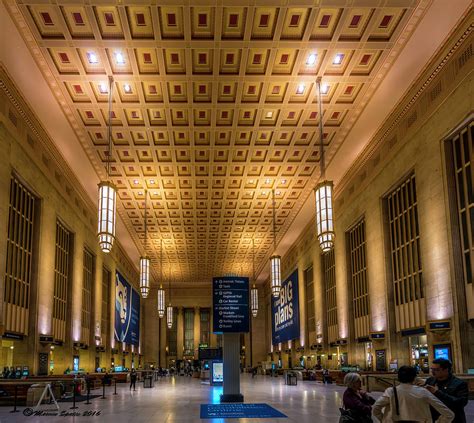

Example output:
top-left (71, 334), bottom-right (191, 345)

top-left (4, 0), bottom-right (435, 285)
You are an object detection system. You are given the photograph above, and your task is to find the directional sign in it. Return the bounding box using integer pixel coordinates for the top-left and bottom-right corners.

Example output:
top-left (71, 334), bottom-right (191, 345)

top-left (212, 276), bottom-right (249, 333)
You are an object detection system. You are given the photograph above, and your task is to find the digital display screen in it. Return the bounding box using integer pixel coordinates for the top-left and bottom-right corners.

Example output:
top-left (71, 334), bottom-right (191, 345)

top-left (73, 356), bottom-right (79, 372)
top-left (212, 362), bottom-right (223, 383)
top-left (434, 346), bottom-right (450, 360)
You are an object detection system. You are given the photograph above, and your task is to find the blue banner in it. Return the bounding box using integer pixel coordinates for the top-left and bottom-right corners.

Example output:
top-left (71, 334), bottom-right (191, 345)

top-left (271, 269), bottom-right (299, 345)
top-left (114, 271), bottom-right (140, 346)
top-left (212, 276), bottom-right (249, 333)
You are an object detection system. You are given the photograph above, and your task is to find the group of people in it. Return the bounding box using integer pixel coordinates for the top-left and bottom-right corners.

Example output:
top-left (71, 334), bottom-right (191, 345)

top-left (342, 358), bottom-right (468, 422)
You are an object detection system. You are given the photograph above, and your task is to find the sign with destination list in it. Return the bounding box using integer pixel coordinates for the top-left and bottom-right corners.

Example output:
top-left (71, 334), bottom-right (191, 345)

top-left (212, 276), bottom-right (249, 333)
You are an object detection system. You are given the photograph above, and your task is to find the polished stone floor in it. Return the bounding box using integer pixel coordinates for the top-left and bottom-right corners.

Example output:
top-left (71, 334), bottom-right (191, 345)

top-left (1, 374), bottom-right (473, 422)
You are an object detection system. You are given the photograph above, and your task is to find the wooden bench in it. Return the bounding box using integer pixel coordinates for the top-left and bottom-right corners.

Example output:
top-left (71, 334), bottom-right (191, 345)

top-left (0, 382), bottom-right (32, 406)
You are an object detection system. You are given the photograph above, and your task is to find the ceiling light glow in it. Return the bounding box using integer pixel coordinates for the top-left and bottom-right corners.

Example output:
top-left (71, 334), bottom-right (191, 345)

top-left (99, 83), bottom-right (108, 94)
top-left (306, 53), bottom-right (317, 65)
top-left (88, 52), bottom-right (98, 64)
top-left (333, 53), bottom-right (344, 65)
top-left (297, 84), bottom-right (305, 94)
top-left (321, 84), bottom-right (329, 94)
top-left (124, 84), bottom-right (131, 93)
top-left (115, 52), bottom-right (125, 64)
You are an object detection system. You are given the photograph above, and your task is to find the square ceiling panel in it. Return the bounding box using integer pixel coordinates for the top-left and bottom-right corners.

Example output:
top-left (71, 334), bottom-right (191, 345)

top-left (10, 0), bottom-right (425, 284)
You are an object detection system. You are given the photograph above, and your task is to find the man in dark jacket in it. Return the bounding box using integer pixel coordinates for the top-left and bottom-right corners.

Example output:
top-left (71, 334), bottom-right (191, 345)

top-left (425, 358), bottom-right (468, 423)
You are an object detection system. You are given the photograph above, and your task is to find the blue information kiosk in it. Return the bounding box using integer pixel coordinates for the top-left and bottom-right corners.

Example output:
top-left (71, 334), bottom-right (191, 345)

top-left (212, 276), bottom-right (249, 402)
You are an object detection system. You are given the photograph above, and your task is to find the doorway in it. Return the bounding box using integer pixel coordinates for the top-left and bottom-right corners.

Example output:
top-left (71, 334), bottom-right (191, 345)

top-left (409, 334), bottom-right (429, 373)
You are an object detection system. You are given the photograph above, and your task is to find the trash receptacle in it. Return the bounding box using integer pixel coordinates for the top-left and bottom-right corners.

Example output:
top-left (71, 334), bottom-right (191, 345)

top-left (143, 375), bottom-right (154, 388)
top-left (285, 371), bottom-right (297, 386)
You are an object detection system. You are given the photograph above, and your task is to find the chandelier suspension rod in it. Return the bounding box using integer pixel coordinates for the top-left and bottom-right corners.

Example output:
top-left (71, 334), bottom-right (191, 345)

top-left (252, 238), bottom-right (255, 283)
top-left (144, 190), bottom-right (148, 255)
top-left (316, 76), bottom-right (325, 179)
top-left (106, 75), bottom-right (113, 179)
top-left (272, 189), bottom-right (276, 251)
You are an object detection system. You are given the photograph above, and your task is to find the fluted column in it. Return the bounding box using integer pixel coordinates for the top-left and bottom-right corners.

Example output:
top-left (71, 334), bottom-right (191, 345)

top-left (177, 307), bottom-right (184, 359)
top-left (221, 333), bottom-right (243, 402)
top-left (194, 306), bottom-right (200, 356)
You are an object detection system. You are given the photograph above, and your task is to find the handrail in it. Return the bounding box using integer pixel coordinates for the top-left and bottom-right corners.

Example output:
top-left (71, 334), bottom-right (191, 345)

top-left (365, 375), bottom-right (398, 393)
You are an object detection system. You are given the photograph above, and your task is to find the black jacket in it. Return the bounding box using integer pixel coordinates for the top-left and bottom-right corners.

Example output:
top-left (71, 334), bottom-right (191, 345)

top-left (426, 375), bottom-right (469, 423)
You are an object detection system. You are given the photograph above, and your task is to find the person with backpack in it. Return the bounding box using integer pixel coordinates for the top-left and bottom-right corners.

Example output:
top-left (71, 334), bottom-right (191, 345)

top-left (372, 366), bottom-right (454, 422)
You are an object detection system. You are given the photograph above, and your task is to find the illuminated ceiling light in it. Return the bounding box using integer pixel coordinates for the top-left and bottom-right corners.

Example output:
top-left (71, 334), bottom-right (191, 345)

top-left (166, 262), bottom-right (173, 329)
top-left (314, 76), bottom-right (334, 253)
top-left (251, 238), bottom-right (258, 318)
top-left (296, 84), bottom-right (305, 94)
top-left (115, 52), bottom-right (125, 64)
top-left (321, 84), bottom-right (329, 94)
top-left (333, 53), bottom-right (344, 65)
top-left (281, 179), bottom-right (287, 184)
top-left (158, 286), bottom-right (165, 318)
top-left (265, 111), bottom-right (273, 119)
top-left (306, 53), bottom-right (317, 65)
top-left (157, 239), bottom-right (165, 318)
top-left (133, 180), bottom-right (139, 185)
top-left (265, 179), bottom-right (271, 184)
top-left (167, 305), bottom-right (173, 329)
top-left (149, 180), bottom-right (155, 184)
top-left (88, 52), bottom-right (98, 64)
top-left (139, 190), bottom-right (150, 299)
top-left (123, 84), bottom-right (131, 93)
top-left (270, 189), bottom-right (281, 298)
top-left (97, 76), bottom-right (117, 253)
top-left (99, 83), bottom-right (108, 94)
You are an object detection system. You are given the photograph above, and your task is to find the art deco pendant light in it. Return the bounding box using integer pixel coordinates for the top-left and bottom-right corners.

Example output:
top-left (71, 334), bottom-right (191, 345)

top-left (166, 267), bottom-right (173, 329)
top-left (97, 76), bottom-right (117, 253)
top-left (157, 239), bottom-right (165, 318)
top-left (251, 238), bottom-right (258, 317)
top-left (139, 191), bottom-right (150, 298)
top-left (314, 76), bottom-right (335, 252)
top-left (270, 189), bottom-right (281, 298)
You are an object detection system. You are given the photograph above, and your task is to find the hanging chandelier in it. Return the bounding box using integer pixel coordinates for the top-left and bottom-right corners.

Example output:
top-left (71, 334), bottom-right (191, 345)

top-left (157, 239), bottom-right (165, 318)
top-left (139, 190), bottom-right (150, 298)
top-left (270, 189), bottom-right (281, 298)
top-left (251, 239), bottom-right (258, 317)
top-left (166, 266), bottom-right (173, 329)
top-left (97, 76), bottom-right (117, 253)
top-left (314, 76), bottom-right (334, 252)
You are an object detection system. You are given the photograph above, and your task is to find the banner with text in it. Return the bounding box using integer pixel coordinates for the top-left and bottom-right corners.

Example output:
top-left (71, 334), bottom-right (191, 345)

top-left (114, 271), bottom-right (140, 346)
top-left (212, 276), bottom-right (249, 333)
top-left (271, 269), bottom-right (299, 345)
